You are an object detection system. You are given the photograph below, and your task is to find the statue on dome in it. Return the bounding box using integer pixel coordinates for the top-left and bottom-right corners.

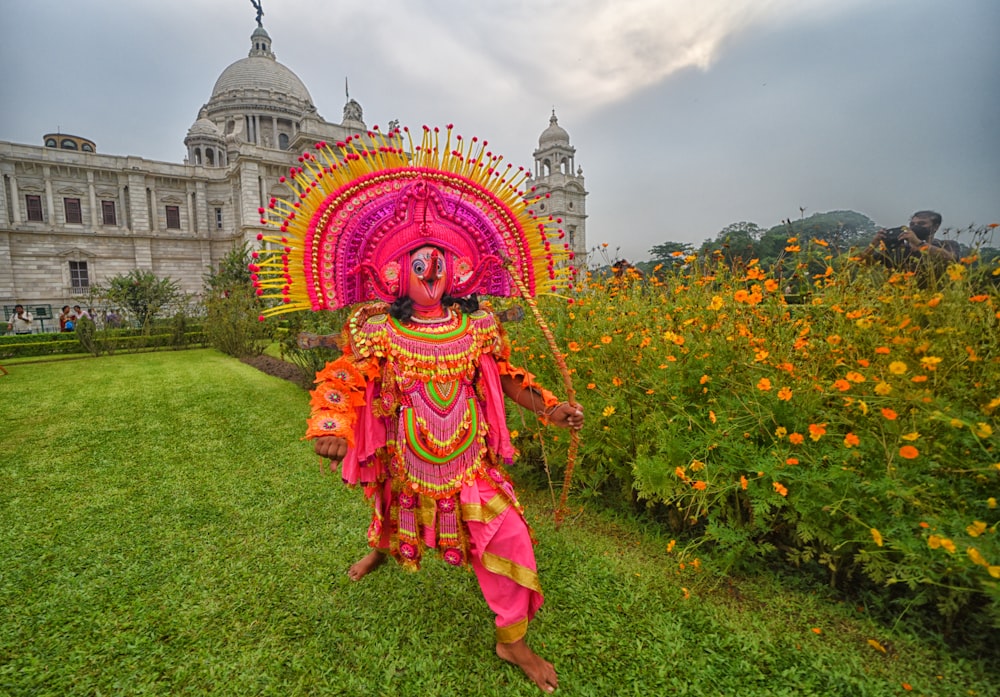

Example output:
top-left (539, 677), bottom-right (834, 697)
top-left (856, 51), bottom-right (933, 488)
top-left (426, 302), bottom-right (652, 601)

top-left (250, 0), bottom-right (264, 27)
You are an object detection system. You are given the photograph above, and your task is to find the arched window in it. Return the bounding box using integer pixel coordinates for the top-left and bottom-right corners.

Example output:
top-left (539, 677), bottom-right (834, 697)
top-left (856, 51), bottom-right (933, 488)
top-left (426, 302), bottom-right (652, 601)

top-left (82, 144), bottom-right (94, 152)
top-left (194, 148), bottom-right (202, 165)
top-left (206, 149), bottom-right (215, 166)
top-left (45, 138), bottom-right (57, 148)
top-left (278, 133), bottom-right (289, 150)
top-left (61, 139), bottom-right (78, 150)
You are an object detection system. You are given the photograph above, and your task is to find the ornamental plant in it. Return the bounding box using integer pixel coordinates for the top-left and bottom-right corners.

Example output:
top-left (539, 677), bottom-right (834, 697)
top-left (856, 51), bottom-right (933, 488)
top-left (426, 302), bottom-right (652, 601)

top-left (506, 232), bottom-right (1000, 637)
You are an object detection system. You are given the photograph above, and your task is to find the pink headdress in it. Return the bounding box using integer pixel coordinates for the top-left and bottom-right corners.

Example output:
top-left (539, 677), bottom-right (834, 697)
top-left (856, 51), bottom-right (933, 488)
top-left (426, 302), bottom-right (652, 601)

top-left (251, 125), bottom-right (577, 316)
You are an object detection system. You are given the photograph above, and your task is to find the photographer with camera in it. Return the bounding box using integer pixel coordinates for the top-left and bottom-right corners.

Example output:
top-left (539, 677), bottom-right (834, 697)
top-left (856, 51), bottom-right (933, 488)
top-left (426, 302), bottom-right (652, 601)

top-left (861, 210), bottom-right (958, 278)
top-left (6, 305), bottom-right (34, 335)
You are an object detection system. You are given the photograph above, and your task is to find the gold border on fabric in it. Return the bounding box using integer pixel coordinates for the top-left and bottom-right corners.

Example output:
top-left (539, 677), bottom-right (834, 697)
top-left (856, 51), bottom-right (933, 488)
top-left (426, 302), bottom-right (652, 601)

top-left (460, 493), bottom-right (510, 524)
top-left (496, 617), bottom-right (529, 644)
top-left (481, 552), bottom-right (542, 594)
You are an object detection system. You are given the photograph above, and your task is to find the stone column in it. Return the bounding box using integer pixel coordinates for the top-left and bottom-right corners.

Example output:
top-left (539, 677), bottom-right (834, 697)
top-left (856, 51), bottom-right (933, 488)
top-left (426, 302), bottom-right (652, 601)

top-left (7, 171), bottom-right (21, 224)
top-left (43, 166), bottom-right (55, 224)
top-left (87, 171), bottom-right (98, 229)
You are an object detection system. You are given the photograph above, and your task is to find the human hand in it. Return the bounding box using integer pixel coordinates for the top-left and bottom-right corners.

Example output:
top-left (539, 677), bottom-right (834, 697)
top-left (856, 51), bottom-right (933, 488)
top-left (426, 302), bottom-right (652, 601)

top-left (314, 435), bottom-right (349, 462)
top-left (898, 228), bottom-right (922, 250)
top-left (545, 402), bottom-right (584, 431)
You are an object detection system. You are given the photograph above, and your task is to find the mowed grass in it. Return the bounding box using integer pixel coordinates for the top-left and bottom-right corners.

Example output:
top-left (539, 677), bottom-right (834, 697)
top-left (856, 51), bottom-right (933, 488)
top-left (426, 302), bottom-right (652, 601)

top-left (0, 350), bottom-right (995, 696)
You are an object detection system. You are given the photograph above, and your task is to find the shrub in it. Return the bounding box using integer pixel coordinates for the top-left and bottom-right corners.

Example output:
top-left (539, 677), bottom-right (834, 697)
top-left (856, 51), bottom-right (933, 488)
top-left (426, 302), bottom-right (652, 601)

top-left (506, 237), bottom-right (1000, 638)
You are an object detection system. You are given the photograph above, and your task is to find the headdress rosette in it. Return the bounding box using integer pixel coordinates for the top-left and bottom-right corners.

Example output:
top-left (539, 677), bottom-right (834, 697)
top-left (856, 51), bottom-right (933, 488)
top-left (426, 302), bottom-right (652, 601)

top-left (251, 125), bottom-right (578, 317)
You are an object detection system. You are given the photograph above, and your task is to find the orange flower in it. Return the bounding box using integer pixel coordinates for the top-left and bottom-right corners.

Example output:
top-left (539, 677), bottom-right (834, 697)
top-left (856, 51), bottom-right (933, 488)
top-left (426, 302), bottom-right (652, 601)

top-left (786, 457), bottom-right (799, 465)
top-left (911, 375), bottom-right (928, 383)
top-left (970, 294), bottom-right (989, 302)
top-left (757, 377), bottom-right (772, 391)
top-left (874, 346), bottom-right (891, 355)
top-left (808, 423), bottom-right (827, 441)
top-left (811, 627), bottom-right (822, 634)
top-left (789, 433), bottom-right (804, 445)
top-left (567, 341), bottom-right (581, 352)
top-left (773, 482), bottom-right (788, 497)
top-left (674, 466), bottom-right (688, 480)
top-left (740, 475), bottom-right (748, 490)
top-left (899, 445), bottom-right (919, 459)
top-left (845, 371), bottom-right (865, 383)
top-left (709, 410), bottom-right (717, 424)
top-left (833, 379), bottom-right (851, 392)
top-left (764, 278), bottom-right (779, 292)
top-left (600, 335), bottom-right (613, 344)
top-left (777, 387), bottom-right (793, 401)
top-left (612, 376), bottom-right (623, 387)
top-left (881, 408), bottom-right (898, 420)
top-left (586, 383), bottom-right (596, 389)
top-left (844, 432), bottom-right (860, 448)
top-left (692, 480), bottom-right (707, 491)
top-left (870, 528), bottom-right (883, 547)
top-left (700, 374), bottom-right (711, 385)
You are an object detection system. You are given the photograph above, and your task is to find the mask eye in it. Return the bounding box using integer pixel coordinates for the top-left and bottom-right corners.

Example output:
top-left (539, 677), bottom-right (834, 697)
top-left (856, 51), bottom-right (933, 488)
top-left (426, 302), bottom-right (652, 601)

top-left (436, 257), bottom-right (445, 274)
top-left (412, 258), bottom-right (426, 276)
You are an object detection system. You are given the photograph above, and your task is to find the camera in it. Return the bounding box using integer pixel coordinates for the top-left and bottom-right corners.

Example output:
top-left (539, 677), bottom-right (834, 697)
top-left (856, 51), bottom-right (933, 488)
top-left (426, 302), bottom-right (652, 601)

top-left (881, 226), bottom-right (908, 250)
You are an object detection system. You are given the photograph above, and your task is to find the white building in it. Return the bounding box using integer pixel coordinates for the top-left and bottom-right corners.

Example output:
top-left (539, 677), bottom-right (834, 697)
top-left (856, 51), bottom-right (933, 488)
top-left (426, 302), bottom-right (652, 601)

top-left (0, 18), bottom-right (586, 329)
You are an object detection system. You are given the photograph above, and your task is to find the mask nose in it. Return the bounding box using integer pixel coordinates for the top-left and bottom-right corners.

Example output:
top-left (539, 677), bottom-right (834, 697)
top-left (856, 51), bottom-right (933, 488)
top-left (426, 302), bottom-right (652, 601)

top-left (420, 249), bottom-right (441, 283)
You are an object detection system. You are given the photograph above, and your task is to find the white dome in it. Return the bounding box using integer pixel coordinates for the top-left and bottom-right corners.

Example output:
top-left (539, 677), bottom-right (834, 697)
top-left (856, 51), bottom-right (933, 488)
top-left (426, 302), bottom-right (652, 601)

top-left (539, 111), bottom-right (570, 147)
top-left (187, 117), bottom-right (222, 138)
top-left (211, 56), bottom-right (313, 105)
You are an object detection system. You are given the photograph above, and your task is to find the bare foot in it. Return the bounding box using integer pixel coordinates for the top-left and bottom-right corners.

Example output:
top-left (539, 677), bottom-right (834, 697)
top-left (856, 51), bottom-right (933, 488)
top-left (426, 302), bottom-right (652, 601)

top-left (347, 550), bottom-right (386, 581)
top-left (496, 638), bottom-right (558, 693)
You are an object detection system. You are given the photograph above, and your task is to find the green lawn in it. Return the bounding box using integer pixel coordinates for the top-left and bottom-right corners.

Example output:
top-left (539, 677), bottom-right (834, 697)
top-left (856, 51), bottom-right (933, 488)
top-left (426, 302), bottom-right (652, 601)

top-left (0, 350), bottom-right (995, 696)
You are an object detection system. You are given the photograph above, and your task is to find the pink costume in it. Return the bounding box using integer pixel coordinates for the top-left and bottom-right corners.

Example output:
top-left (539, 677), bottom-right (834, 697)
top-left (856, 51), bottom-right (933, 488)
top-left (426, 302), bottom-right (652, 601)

top-left (252, 125), bottom-right (575, 644)
top-left (306, 304), bottom-right (558, 641)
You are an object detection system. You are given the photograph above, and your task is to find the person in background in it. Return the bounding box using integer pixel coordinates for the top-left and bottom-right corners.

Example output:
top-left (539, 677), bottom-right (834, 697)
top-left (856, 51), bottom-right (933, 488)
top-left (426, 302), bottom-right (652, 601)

top-left (6, 305), bottom-right (33, 335)
top-left (59, 305), bottom-right (76, 332)
top-left (861, 210), bottom-right (959, 273)
top-left (73, 305), bottom-right (92, 323)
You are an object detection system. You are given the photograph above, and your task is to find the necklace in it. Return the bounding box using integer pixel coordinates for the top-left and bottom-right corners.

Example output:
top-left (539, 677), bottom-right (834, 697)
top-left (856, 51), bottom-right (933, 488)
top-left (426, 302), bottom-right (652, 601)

top-left (409, 309), bottom-right (452, 325)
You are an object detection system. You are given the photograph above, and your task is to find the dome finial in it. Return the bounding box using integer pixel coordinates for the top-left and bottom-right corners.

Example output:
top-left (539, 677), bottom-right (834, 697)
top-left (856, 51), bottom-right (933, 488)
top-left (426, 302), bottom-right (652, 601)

top-left (251, 0), bottom-right (264, 28)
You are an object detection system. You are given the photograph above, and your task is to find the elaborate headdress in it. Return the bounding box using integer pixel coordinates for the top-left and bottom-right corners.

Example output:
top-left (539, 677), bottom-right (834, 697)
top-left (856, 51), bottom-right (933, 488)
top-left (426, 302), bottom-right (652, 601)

top-left (251, 125), bottom-right (577, 316)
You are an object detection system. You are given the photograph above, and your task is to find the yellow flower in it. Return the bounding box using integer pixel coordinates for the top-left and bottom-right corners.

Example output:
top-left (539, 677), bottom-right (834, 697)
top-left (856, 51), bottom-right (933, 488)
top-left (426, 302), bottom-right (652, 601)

top-left (874, 382), bottom-right (892, 396)
top-left (989, 566), bottom-right (1000, 579)
top-left (900, 432), bottom-right (920, 441)
top-left (870, 528), bottom-right (883, 547)
top-left (974, 422), bottom-right (993, 438)
top-left (967, 547), bottom-right (987, 566)
top-left (775, 426), bottom-right (788, 439)
top-left (846, 371), bottom-right (866, 383)
top-left (708, 295), bottom-right (724, 311)
top-left (612, 376), bottom-right (623, 387)
top-left (709, 410), bottom-right (717, 424)
top-left (966, 521), bottom-right (987, 537)
top-left (983, 397), bottom-right (1000, 414)
top-left (945, 263), bottom-right (966, 281)
top-left (690, 459), bottom-right (705, 472)
top-left (949, 418), bottom-right (964, 429)
top-left (889, 361), bottom-right (908, 375)
top-left (602, 405), bottom-right (616, 418)
top-left (920, 356), bottom-right (943, 370)
top-left (988, 497), bottom-right (997, 509)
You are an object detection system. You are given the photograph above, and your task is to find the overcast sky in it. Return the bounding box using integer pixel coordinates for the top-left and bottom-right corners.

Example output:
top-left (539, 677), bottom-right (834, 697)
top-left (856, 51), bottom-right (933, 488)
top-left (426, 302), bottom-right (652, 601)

top-left (2, 0), bottom-right (997, 262)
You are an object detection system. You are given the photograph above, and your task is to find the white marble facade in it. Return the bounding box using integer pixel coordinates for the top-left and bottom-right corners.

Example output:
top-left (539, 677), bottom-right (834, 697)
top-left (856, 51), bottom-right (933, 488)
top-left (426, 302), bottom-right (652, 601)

top-left (0, 21), bottom-right (586, 327)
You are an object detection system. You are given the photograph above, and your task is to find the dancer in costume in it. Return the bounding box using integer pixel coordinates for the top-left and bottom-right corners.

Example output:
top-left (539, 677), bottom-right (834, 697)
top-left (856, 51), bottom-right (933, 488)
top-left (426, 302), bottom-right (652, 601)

top-left (253, 126), bottom-right (582, 693)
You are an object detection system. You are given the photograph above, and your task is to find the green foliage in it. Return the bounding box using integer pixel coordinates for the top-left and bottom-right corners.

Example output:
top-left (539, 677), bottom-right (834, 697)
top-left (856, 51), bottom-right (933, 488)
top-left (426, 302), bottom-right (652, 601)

top-left (275, 309), bottom-right (347, 385)
top-left (0, 329), bottom-right (207, 359)
top-left (507, 236), bottom-right (1000, 639)
top-left (93, 269), bottom-right (182, 334)
top-left (202, 243), bottom-right (273, 357)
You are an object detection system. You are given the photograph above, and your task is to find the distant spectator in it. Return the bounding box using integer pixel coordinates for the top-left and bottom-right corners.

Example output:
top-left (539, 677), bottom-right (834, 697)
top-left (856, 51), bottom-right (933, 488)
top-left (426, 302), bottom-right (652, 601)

top-left (74, 305), bottom-right (92, 322)
top-left (6, 305), bottom-right (33, 335)
top-left (59, 305), bottom-right (75, 332)
top-left (104, 309), bottom-right (122, 328)
top-left (861, 210), bottom-right (958, 275)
